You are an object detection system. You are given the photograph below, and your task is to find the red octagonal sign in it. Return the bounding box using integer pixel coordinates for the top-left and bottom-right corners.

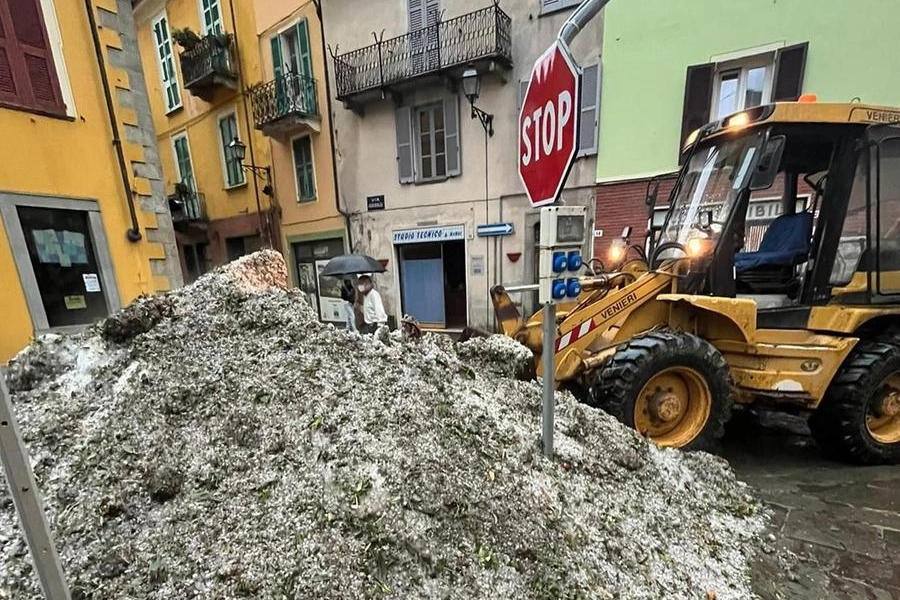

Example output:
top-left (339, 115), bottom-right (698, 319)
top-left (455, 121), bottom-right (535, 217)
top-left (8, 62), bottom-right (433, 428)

top-left (519, 42), bottom-right (580, 208)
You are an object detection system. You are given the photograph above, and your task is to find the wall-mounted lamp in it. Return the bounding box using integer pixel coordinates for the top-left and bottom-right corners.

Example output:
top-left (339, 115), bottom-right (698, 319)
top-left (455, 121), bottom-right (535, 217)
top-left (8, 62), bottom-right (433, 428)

top-left (461, 67), bottom-right (493, 137)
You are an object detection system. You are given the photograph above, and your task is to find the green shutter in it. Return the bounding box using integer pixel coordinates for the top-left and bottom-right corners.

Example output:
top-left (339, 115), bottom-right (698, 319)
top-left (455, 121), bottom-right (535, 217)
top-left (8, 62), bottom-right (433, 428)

top-left (271, 35), bottom-right (287, 116)
top-left (293, 136), bottom-right (315, 201)
top-left (297, 20), bottom-right (312, 78)
top-left (175, 137), bottom-right (194, 190)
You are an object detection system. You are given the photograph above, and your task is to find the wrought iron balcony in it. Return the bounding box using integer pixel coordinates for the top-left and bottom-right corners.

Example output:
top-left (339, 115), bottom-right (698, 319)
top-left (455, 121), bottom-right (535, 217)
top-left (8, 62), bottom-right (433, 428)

top-left (248, 72), bottom-right (320, 138)
top-left (179, 33), bottom-right (238, 99)
top-left (168, 190), bottom-right (207, 231)
top-left (334, 4), bottom-right (512, 106)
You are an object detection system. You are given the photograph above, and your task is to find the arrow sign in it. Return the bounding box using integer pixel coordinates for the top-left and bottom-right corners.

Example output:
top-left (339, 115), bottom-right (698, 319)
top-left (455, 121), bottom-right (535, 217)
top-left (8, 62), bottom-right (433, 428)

top-left (476, 223), bottom-right (515, 237)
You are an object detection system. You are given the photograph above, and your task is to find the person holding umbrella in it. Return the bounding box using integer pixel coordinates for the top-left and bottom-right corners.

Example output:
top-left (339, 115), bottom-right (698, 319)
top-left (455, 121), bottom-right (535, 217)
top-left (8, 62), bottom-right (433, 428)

top-left (318, 253), bottom-right (388, 334)
top-left (357, 274), bottom-right (387, 334)
top-left (339, 277), bottom-right (357, 332)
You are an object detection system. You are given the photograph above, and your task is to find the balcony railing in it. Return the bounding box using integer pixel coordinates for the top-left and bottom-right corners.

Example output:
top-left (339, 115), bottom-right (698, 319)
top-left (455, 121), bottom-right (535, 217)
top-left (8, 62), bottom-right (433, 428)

top-left (179, 33), bottom-right (237, 98)
top-left (334, 4), bottom-right (512, 103)
top-left (168, 191), bottom-right (206, 228)
top-left (248, 72), bottom-right (319, 134)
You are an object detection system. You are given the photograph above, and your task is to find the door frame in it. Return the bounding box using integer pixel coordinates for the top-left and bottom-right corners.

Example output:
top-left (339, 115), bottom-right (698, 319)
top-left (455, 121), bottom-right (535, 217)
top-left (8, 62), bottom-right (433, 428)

top-left (0, 192), bottom-right (121, 333)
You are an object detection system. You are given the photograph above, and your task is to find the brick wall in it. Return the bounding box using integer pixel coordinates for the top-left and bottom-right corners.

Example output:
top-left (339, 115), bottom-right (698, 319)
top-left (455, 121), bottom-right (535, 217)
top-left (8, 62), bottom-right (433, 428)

top-left (594, 177), bottom-right (677, 259)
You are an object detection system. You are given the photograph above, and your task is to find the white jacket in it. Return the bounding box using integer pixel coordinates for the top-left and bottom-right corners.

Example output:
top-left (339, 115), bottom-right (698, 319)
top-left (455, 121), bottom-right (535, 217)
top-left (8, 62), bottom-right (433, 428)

top-left (362, 289), bottom-right (388, 325)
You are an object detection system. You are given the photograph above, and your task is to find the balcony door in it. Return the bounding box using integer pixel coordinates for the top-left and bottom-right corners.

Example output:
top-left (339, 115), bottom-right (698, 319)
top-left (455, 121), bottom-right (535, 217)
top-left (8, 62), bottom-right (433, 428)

top-left (408, 0), bottom-right (440, 74)
top-left (271, 20), bottom-right (313, 116)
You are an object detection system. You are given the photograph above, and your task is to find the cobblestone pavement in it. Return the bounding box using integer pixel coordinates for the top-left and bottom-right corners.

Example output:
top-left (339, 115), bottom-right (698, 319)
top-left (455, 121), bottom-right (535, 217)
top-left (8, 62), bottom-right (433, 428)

top-left (721, 411), bottom-right (900, 600)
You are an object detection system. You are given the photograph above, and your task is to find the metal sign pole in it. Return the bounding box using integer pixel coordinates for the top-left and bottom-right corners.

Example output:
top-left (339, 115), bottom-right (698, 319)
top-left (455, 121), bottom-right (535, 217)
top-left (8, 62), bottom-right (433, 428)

top-left (541, 301), bottom-right (556, 458)
top-left (0, 376), bottom-right (71, 600)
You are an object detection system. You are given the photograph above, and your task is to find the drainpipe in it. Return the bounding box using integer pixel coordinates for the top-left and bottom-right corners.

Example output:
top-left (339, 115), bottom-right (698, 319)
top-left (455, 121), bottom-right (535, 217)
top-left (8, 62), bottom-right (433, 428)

top-left (85, 0), bottom-right (141, 242)
top-left (227, 0), bottom-right (270, 249)
top-left (558, 0), bottom-right (610, 49)
top-left (313, 0), bottom-right (355, 253)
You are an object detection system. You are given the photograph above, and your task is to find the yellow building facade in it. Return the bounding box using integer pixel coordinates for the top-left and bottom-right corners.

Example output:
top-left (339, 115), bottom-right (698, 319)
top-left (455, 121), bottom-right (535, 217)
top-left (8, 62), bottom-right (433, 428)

top-left (251, 0), bottom-right (349, 324)
top-left (134, 0), bottom-right (277, 281)
top-left (0, 0), bottom-right (182, 363)
top-left (133, 0), bottom-right (348, 313)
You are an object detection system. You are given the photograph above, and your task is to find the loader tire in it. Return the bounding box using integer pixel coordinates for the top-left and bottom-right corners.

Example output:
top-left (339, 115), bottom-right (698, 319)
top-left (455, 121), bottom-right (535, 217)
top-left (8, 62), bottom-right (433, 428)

top-left (590, 331), bottom-right (733, 451)
top-left (808, 341), bottom-right (900, 465)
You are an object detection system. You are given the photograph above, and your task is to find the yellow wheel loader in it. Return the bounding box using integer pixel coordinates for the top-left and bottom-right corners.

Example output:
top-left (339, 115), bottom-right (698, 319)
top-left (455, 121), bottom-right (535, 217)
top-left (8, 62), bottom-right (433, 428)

top-left (493, 100), bottom-right (900, 464)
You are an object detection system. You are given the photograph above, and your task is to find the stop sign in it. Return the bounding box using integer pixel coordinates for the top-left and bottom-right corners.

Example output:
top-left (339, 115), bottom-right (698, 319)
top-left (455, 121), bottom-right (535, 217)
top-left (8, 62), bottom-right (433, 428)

top-left (519, 43), bottom-right (580, 207)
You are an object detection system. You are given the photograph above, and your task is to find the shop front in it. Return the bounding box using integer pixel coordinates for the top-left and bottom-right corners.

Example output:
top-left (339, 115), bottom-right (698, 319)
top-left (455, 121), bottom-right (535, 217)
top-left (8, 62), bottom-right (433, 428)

top-left (290, 234), bottom-right (348, 324)
top-left (393, 224), bottom-right (467, 329)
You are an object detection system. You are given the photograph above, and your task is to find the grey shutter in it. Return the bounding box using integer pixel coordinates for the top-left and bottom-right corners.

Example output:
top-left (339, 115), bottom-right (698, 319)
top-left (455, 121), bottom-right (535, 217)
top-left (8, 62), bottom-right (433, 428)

top-left (679, 63), bottom-right (714, 163)
top-left (540, 0), bottom-right (561, 14)
top-left (425, 0), bottom-right (440, 25)
top-left (773, 42), bottom-right (808, 102)
top-left (578, 63), bottom-right (599, 156)
top-left (516, 79), bottom-right (528, 115)
top-left (396, 106), bottom-right (415, 183)
top-left (444, 95), bottom-right (460, 177)
top-left (408, 0), bottom-right (424, 31)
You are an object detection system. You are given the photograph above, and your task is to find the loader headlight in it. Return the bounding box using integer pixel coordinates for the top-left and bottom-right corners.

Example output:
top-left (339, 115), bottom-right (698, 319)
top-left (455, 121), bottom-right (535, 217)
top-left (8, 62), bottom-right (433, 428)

top-left (608, 241), bottom-right (626, 263)
top-left (686, 236), bottom-right (712, 258)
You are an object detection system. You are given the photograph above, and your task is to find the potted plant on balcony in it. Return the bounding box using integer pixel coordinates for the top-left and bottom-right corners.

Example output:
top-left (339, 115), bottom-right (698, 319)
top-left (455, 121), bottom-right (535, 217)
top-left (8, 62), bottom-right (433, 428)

top-left (210, 32), bottom-right (232, 49)
top-left (171, 27), bottom-right (202, 51)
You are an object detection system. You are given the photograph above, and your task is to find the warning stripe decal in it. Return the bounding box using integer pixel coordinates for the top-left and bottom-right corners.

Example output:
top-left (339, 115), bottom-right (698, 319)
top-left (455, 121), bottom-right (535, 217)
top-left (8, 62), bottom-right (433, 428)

top-left (555, 318), bottom-right (597, 352)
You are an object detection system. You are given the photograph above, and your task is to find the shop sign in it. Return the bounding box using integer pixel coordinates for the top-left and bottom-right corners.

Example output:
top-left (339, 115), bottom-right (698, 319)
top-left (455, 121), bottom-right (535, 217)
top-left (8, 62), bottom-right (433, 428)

top-left (392, 225), bottom-right (465, 245)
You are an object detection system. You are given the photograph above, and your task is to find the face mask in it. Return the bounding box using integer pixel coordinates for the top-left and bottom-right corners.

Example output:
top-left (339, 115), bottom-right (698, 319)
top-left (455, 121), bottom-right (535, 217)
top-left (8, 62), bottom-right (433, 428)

top-left (358, 285), bottom-right (366, 293)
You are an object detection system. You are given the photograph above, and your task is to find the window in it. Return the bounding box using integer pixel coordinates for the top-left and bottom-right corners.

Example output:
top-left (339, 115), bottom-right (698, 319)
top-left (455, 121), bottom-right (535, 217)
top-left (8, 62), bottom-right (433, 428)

top-left (172, 133), bottom-right (195, 191)
top-left (0, 194), bottom-right (121, 332)
top-left (679, 43), bottom-right (808, 160)
top-left (540, 0), bottom-right (582, 15)
top-left (218, 113), bottom-right (244, 187)
top-left (292, 135), bottom-right (315, 201)
top-left (272, 19), bottom-right (311, 79)
top-left (199, 0), bottom-right (223, 35)
top-left (416, 103), bottom-right (446, 180)
top-left (712, 60), bottom-right (772, 121)
top-left (0, 0), bottom-right (66, 115)
top-left (182, 242), bottom-right (208, 283)
top-left (226, 235), bottom-right (260, 261)
top-left (152, 12), bottom-right (181, 113)
top-left (395, 96), bottom-right (459, 183)
top-left (271, 20), bottom-right (314, 116)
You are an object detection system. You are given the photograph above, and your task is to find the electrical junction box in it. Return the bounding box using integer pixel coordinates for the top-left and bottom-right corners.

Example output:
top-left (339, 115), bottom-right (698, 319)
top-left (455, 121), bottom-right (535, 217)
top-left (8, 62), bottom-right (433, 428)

top-left (538, 205), bottom-right (587, 304)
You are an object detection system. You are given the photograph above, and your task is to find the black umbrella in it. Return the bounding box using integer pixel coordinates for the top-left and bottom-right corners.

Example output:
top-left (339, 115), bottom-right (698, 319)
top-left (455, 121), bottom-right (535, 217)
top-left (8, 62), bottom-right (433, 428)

top-left (319, 254), bottom-right (386, 277)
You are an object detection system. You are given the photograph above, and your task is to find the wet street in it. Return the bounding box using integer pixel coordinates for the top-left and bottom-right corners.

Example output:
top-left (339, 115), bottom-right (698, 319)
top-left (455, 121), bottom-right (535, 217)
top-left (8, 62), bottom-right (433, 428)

top-left (722, 411), bottom-right (900, 599)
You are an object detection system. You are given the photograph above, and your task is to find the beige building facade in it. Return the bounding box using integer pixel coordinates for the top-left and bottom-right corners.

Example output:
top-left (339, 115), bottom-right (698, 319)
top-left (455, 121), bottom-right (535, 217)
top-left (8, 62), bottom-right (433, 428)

top-left (324, 0), bottom-right (601, 330)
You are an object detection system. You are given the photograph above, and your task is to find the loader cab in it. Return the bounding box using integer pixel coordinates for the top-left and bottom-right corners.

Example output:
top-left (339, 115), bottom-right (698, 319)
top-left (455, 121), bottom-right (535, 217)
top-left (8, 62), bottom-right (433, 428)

top-left (656, 115), bottom-right (900, 323)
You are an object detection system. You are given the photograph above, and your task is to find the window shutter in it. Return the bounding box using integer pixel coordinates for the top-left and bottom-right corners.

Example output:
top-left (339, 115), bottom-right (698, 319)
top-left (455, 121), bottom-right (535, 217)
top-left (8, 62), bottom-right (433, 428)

top-left (408, 0), bottom-right (424, 31)
top-left (773, 42), bottom-right (808, 102)
top-left (271, 35), bottom-right (283, 79)
top-left (0, 9), bottom-right (19, 101)
top-left (516, 79), bottom-right (527, 115)
top-left (541, 0), bottom-right (561, 13)
top-left (444, 95), bottom-right (460, 177)
top-left (396, 106), bottom-right (415, 183)
top-left (578, 63), bottom-right (599, 156)
top-left (425, 0), bottom-right (440, 25)
top-left (679, 63), bottom-right (714, 163)
top-left (0, 0), bottom-right (64, 113)
top-left (297, 20), bottom-right (312, 78)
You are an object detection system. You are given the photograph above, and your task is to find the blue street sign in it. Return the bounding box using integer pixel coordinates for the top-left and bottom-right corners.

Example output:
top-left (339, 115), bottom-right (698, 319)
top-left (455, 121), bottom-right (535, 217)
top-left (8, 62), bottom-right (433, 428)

top-left (476, 222), bottom-right (515, 237)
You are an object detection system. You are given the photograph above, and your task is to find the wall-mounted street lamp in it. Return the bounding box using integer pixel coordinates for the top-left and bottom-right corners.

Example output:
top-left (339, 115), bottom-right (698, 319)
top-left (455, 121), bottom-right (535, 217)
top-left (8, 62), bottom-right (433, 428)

top-left (227, 137), bottom-right (273, 197)
top-left (227, 136), bottom-right (274, 248)
top-left (462, 67), bottom-right (493, 137)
